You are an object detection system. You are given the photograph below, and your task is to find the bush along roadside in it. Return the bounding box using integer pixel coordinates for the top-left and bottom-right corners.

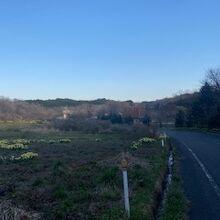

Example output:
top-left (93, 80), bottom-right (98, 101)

top-left (159, 138), bottom-right (188, 220)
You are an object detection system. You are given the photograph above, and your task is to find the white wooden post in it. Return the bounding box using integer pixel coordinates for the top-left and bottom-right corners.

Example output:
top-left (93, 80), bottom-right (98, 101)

top-left (121, 159), bottom-right (130, 218)
top-left (162, 139), bottom-right (164, 147)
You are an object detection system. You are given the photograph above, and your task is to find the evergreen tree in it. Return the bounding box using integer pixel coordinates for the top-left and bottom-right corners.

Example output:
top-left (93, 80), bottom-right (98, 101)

top-left (175, 110), bottom-right (185, 127)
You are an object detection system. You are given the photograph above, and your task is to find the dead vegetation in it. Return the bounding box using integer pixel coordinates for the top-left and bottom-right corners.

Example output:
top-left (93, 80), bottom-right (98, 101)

top-left (0, 201), bottom-right (41, 220)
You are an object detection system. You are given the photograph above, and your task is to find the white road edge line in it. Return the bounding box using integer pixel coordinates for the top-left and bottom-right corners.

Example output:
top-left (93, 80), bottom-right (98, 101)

top-left (187, 147), bottom-right (220, 200)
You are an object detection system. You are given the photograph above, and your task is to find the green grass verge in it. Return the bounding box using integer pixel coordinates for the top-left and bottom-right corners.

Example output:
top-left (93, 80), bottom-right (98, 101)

top-left (161, 139), bottom-right (188, 220)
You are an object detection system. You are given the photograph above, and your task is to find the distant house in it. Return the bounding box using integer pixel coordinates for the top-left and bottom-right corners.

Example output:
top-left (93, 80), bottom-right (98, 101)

top-left (133, 118), bottom-right (142, 125)
top-left (63, 109), bottom-right (71, 120)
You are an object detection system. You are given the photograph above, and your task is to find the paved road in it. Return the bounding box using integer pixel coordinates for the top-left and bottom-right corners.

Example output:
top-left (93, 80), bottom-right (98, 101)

top-left (166, 130), bottom-right (220, 220)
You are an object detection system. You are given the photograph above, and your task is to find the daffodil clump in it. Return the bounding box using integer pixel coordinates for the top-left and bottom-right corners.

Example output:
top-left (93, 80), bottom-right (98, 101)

top-left (58, 138), bottom-right (71, 143)
top-left (0, 152), bottom-right (38, 161)
top-left (48, 139), bottom-right (71, 144)
top-left (16, 139), bottom-right (31, 145)
top-left (37, 139), bottom-right (47, 143)
top-left (0, 139), bottom-right (30, 150)
top-left (131, 137), bottom-right (156, 149)
top-left (16, 152), bottom-right (38, 160)
top-left (48, 139), bottom-right (56, 144)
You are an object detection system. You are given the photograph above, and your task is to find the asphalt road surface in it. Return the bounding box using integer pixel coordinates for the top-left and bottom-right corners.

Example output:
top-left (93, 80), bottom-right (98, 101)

top-left (166, 130), bottom-right (220, 220)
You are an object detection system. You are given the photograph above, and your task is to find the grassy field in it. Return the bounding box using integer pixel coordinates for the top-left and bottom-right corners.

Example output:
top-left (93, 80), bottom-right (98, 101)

top-left (0, 121), bottom-right (169, 220)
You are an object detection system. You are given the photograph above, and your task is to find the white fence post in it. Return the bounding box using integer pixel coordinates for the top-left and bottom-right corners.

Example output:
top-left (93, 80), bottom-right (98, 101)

top-left (161, 132), bottom-right (167, 147)
top-left (121, 159), bottom-right (130, 218)
top-left (162, 139), bottom-right (165, 147)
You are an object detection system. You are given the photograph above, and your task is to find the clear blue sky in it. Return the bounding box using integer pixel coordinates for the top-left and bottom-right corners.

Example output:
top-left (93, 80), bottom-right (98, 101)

top-left (0, 0), bottom-right (220, 101)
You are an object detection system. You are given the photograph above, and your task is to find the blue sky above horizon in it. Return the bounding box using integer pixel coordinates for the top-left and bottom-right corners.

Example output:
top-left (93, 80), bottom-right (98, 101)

top-left (0, 0), bottom-right (220, 101)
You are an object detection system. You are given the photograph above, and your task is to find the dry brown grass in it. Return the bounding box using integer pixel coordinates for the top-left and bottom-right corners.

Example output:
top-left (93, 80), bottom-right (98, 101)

top-left (0, 201), bottom-right (41, 220)
top-left (98, 152), bottom-right (150, 170)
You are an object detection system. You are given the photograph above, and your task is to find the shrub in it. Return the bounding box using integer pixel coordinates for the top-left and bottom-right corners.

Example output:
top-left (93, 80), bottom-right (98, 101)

top-left (175, 110), bottom-right (186, 127)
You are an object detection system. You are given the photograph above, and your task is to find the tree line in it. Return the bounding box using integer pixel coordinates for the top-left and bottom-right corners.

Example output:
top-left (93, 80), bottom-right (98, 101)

top-left (175, 68), bottom-right (220, 129)
top-left (26, 98), bottom-right (108, 108)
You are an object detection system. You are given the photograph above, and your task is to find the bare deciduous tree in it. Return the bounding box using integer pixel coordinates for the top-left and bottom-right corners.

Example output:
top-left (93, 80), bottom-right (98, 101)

top-left (205, 68), bottom-right (220, 91)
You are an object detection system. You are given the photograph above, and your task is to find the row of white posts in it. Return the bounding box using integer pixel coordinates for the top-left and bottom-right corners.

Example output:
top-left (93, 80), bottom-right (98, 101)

top-left (121, 132), bottom-right (167, 218)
